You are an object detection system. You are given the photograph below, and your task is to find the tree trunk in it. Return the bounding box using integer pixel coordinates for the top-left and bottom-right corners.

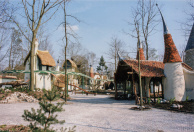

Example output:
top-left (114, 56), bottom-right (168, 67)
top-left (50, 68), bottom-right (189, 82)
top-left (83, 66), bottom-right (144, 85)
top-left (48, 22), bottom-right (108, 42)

top-left (9, 41), bottom-right (13, 69)
top-left (64, 0), bottom-right (68, 102)
top-left (30, 36), bottom-right (36, 91)
top-left (146, 41), bottom-right (148, 60)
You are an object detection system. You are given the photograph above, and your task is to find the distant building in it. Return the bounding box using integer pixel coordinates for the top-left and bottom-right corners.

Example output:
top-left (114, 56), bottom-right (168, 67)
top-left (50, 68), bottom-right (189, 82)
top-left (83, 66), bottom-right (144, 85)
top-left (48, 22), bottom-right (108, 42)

top-left (184, 23), bottom-right (194, 69)
top-left (24, 39), bottom-right (56, 90)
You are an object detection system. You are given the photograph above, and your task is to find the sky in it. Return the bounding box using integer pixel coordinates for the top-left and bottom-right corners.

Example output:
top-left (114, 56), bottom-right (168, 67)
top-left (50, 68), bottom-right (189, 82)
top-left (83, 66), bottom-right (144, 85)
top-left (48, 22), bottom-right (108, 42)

top-left (46, 0), bottom-right (192, 64)
top-left (7, 0), bottom-right (193, 69)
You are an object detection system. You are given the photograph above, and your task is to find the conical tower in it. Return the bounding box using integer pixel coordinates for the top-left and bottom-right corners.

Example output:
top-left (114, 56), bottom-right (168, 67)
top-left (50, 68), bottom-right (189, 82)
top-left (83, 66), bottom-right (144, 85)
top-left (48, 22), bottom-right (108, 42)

top-left (136, 43), bottom-right (145, 60)
top-left (157, 4), bottom-right (185, 101)
top-left (184, 23), bottom-right (194, 69)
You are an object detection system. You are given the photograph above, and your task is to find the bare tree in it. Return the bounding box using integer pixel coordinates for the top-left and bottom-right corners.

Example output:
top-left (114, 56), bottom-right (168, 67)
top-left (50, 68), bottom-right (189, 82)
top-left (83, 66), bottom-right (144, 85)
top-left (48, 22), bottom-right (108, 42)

top-left (181, 0), bottom-right (194, 39)
top-left (87, 51), bottom-right (96, 67)
top-left (0, 28), bottom-right (10, 63)
top-left (107, 36), bottom-right (126, 72)
top-left (0, 0), bottom-right (13, 24)
top-left (62, 0), bottom-right (80, 102)
top-left (8, 28), bottom-right (22, 69)
top-left (0, 0), bottom-right (14, 69)
top-left (11, 0), bottom-right (62, 90)
top-left (129, 0), bottom-right (159, 60)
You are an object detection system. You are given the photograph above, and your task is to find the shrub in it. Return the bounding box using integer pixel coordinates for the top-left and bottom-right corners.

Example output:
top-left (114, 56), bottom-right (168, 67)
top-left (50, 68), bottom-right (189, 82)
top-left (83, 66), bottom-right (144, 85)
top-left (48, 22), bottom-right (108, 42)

top-left (147, 98), bottom-right (151, 105)
top-left (1, 90), bottom-right (5, 94)
top-left (22, 87), bottom-right (65, 132)
top-left (186, 96), bottom-right (189, 101)
top-left (157, 97), bottom-right (161, 104)
top-left (169, 97), bottom-right (176, 104)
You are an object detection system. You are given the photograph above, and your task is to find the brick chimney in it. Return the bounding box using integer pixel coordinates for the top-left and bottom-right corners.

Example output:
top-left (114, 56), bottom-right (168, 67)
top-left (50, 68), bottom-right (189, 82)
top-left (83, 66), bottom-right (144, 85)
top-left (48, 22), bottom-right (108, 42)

top-left (136, 43), bottom-right (145, 60)
top-left (90, 65), bottom-right (94, 78)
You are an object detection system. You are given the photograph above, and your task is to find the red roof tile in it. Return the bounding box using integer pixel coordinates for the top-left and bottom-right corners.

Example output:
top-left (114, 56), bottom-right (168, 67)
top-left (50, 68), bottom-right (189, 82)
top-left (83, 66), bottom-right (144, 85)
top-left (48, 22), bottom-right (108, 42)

top-left (136, 48), bottom-right (145, 60)
top-left (123, 59), bottom-right (165, 77)
top-left (163, 34), bottom-right (182, 63)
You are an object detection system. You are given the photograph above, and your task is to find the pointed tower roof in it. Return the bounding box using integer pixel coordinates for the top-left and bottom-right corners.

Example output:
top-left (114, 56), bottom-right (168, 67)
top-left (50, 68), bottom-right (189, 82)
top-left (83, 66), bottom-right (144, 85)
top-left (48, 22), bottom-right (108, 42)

top-left (136, 42), bottom-right (145, 60)
top-left (185, 23), bottom-right (194, 51)
top-left (156, 4), bottom-right (182, 63)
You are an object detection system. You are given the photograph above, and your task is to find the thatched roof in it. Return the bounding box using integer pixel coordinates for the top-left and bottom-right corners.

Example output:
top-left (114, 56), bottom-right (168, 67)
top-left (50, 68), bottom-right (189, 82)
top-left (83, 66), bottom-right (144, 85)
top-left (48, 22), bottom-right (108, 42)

top-left (24, 50), bottom-right (56, 67)
top-left (37, 50), bottom-right (56, 66)
top-left (62, 59), bottom-right (77, 69)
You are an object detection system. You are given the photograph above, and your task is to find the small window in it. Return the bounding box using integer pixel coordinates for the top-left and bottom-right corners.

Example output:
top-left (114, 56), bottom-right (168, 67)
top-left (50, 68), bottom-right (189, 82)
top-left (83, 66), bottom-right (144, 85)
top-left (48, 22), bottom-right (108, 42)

top-left (38, 57), bottom-right (42, 70)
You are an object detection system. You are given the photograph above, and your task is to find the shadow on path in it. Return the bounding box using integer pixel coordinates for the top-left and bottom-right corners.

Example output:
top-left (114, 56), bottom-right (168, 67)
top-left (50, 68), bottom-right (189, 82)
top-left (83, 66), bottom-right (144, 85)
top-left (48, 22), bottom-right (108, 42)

top-left (68, 94), bottom-right (135, 105)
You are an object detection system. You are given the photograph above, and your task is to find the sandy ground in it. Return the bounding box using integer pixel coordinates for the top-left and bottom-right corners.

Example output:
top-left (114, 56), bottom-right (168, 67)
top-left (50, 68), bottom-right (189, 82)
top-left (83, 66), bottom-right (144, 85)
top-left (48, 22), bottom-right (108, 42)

top-left (0, 93), bottom-right (193, 132)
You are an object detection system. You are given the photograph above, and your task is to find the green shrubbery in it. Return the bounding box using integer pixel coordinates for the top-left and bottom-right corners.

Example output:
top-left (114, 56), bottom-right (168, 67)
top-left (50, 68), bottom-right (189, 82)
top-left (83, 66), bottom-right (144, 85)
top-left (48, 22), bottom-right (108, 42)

top-left (22, 87), bottom-right (67, 132)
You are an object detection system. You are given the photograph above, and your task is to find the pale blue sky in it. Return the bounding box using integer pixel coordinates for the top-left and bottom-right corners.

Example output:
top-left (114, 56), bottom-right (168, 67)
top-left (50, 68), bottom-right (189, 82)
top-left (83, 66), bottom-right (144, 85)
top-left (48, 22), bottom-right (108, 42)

top-left (11, 0), bottom-right (193, 66)
top-left (45, 0), bottom-right (192, 65)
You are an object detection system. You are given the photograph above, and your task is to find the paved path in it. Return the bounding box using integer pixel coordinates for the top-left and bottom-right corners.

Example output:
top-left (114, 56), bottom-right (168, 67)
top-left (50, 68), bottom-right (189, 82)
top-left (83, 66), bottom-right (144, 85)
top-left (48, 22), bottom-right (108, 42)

top-left (0, 94), bottom-right (193, 132)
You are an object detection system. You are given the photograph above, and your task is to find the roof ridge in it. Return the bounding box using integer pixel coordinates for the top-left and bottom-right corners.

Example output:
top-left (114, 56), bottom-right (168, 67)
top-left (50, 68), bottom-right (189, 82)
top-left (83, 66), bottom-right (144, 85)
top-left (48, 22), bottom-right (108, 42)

top-left (37, 50), bottom-right (49, 52)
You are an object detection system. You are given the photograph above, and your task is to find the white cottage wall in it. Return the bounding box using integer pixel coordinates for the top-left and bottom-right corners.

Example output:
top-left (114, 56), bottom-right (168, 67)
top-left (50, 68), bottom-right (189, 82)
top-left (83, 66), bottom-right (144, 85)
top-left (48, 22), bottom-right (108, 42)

top-left (164, 63), bottom-right (186, 101)
top-left (24, 60), bottom-right (30, 82)
top-left (35, 73), bottom-right (51, 90)
top-left (183, 67), bottom-right (194, 100)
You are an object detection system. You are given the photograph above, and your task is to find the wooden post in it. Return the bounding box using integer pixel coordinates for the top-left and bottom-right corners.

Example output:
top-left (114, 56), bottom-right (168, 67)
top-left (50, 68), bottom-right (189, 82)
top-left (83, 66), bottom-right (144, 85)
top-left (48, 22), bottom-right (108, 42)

top-left (138, 49), bottom-right (143, 109)
top-left (114, 73), bottom-right (118, 99)
top-left (161, 80), bottom-right (164, 99)
top-left (153, 79), bottom-right (156, 103)
top-left (132, 65), bottom-right (137, 104)
top-left (66, 74), bottom-right (68, 96)
top-left (82, 76), bottom-right (84, 89)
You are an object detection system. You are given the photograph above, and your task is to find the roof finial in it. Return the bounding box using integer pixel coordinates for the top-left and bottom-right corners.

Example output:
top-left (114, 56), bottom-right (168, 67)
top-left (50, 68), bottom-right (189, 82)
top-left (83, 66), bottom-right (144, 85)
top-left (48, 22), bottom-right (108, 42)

top-left (156, 4), bottom-right (169, 35)
top-left (139, 41), bottom-right (143, 49)
top-left (117, 51), bottom-right (122, 61)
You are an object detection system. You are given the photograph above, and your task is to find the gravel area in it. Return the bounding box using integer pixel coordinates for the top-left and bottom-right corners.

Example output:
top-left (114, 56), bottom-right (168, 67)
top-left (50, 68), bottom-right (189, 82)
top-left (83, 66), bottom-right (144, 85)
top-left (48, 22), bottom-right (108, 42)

top-left (0, 93), bottom-right (193, 132)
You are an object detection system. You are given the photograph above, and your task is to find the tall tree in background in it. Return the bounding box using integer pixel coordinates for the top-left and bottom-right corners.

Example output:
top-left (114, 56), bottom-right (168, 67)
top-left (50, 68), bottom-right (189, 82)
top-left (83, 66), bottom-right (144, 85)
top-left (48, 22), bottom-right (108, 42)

top-left (12, 0), bottom-right (62, 90)
top-left (129, 0), bottom-right (159, 60)
top-left (107, 36), bottom-right (126, 72)
top-left (62, 0), bottom-right (80, 102)
top-left (97, 56), bottom-right (108, 75)
top-left (178, 0), bottom-right (194, 58)
top-left (181, 0), bottom-right (194, 38)
top-left (37, 26), bottom-right (54, 56)
top-left (0, 0), bottom-right (14, 69)
top-left (9, 28), bottom-right (22, 69)
top-left (0, 0), bottom-right (13, 24)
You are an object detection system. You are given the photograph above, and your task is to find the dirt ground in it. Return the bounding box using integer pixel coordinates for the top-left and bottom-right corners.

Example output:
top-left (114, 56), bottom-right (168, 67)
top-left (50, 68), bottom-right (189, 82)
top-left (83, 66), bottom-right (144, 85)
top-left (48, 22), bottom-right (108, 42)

top-left (0, 93), bottom-right (193, 132)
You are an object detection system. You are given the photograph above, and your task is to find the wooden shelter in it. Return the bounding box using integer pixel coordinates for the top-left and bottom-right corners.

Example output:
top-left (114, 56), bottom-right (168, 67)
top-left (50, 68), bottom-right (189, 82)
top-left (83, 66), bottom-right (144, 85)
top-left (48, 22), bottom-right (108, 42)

top-left (114, 59), bottom-right (165, 102)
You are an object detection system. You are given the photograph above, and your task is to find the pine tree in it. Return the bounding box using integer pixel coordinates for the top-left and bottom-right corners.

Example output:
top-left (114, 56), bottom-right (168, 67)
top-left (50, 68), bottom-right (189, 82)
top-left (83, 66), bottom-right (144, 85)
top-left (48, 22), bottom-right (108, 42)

top-left (96, 56), bottom-right (108, 75)
top-left (22, 87), bottom-right (65, 132)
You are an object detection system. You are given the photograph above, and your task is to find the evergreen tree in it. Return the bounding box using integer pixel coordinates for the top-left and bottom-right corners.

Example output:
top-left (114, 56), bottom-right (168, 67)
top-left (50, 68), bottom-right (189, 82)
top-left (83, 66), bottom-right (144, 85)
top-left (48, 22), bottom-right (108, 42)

top-left (22, 87), bottom-right (65, 132)
top-left (96, 56), bottom-right (108, 75)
